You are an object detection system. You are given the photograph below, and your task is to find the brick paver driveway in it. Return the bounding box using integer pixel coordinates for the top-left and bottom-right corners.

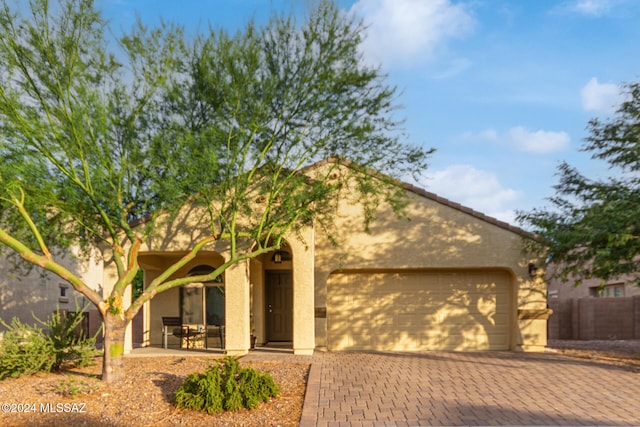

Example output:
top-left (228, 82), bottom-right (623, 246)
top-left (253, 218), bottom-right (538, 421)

top-left (300, 351), bottom-right (640, 426)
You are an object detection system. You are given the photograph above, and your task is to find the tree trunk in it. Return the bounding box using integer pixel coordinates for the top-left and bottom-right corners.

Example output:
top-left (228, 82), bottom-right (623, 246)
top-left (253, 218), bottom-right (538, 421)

top-left (101, 312), bottom-right (128, 383)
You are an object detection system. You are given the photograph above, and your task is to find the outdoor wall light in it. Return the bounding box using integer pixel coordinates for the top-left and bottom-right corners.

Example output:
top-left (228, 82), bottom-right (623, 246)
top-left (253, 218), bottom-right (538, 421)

top-left (528, 263), bottom-right (538, 277)
top-left (272, 250), bottom-right (291, 264)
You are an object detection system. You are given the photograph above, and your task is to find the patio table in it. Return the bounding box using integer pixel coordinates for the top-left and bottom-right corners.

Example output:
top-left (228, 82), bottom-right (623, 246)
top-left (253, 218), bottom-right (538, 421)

top-left (183, 326), bottom-right (206, 349)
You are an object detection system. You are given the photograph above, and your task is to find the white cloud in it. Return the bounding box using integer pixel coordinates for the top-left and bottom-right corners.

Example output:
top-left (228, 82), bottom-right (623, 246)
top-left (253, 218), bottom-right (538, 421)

top-left (462, 127), bottom-right (570, 153)
top-left (425, 164), bottom-right (521, 224)
top-left (350, 0), bottom-right (474, 67)
top-left (460, 128), bottom-right (498, 142)
top-left (569, 0), bottom-right (615, 16)
top-left (507, 126), bottom-right (571, 154)
top-left (552, 0), bottom-right (633, 17)
top-left (581, 77), bottom-right (620, 113)
top-left (479, 129), bottom-right (498, 141)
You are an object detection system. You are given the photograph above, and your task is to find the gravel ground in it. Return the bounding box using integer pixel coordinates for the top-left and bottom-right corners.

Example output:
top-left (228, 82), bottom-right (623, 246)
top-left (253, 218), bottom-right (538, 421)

top-left (547, 339), bottom-right (640, 372)
top-left (0, 356), bottom-right (309, 427)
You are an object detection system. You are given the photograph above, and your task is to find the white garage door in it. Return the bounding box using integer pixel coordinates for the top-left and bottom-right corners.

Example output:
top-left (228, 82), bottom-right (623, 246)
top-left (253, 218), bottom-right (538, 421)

top-left (327, 270), bottom-right (511, 351)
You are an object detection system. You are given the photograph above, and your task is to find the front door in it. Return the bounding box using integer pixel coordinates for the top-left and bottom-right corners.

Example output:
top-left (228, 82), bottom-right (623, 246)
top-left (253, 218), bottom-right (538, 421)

top-left (266, 271), bottom-right (293, 342)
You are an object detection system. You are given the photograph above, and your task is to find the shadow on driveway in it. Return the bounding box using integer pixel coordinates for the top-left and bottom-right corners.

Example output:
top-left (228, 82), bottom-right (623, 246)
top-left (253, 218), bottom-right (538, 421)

top-left (301, 351), bottom-right (640, 426)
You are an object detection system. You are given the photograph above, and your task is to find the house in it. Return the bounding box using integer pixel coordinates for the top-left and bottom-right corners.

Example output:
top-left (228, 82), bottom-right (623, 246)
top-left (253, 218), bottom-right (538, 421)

top-left (126, 162), bottom-right (550, 355)
top-left (546, 268), bottom-right (640, 340)
top-left (2, 163), bottom-right (551, 354)
top-left (0, 247), bottom-right (101, 333)
top-left (547, 272), bottom-right (640, 300)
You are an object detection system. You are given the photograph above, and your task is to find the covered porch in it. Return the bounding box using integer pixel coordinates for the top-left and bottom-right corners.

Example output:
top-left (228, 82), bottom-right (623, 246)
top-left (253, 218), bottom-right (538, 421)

top-left (134, 238), bottom-right (315, 356)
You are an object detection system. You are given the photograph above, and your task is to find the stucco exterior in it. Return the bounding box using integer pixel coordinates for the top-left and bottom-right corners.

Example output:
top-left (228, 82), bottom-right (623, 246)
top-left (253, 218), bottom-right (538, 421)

top-left (0, 247), bottom-right (102, 331)
top-left (312, 181), bottom-right (549, 352)
top-left (546, 264), bottom-right (640, 341)
top-left (1, 164), bottom-right (550, 354)
top-left (118, 167), bottom-right (549, 354)
top-left (547, 269), bottom-right (640, 300)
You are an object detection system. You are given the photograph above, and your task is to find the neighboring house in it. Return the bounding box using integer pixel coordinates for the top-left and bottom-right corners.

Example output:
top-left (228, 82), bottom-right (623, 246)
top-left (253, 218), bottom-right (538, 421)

top-left (0, 247), bottom-right (103, 332)
top-left (547, 273), bottom-right (640, 300)
top-left (547, 270), bottom-right (640, 341)
top-left (1, 163), bottom-right (551, 354)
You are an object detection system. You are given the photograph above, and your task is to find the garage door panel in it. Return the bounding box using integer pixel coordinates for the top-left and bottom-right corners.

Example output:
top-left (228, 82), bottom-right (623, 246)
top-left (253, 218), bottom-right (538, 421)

top-left (487, 333), bottom-right (509, 347)
top-left (491, 313), bottom-right (508, 326)
top-left (351, 333), bottom-right (372, 348)
top-left (328, 270), bottom-right (511, 351)
top-left (418, 330), bottom-right (443, 347)
top-left (370, 313), bottom-right (394, 327)
top-left (374, 331), bottom-right (417, 350)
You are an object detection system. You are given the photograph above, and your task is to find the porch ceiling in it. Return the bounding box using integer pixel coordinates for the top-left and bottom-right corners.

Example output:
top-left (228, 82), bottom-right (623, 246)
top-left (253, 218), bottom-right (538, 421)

top-left (138, 251), bottom-right (224, 271)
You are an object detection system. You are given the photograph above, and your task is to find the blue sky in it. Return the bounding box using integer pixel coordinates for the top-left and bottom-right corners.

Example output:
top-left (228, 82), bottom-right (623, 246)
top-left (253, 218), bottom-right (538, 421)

top-left (96, 0), bottom-right (640, 225)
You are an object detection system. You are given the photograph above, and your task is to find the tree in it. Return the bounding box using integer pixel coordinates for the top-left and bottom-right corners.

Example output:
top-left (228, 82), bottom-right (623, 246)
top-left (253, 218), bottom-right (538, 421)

top-left (518, 82), bottom-right (640, 286)
top-left (0, 0), bottom-right (432, 383)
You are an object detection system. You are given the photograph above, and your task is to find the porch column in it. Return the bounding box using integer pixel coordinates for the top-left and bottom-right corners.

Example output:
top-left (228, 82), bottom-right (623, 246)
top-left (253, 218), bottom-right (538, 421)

top-left (291, 226), bottom-right (315, 355)
top-left (224, 259), bottom-right (250, 355)
top-left (516, 271), bottom-right (550, 351)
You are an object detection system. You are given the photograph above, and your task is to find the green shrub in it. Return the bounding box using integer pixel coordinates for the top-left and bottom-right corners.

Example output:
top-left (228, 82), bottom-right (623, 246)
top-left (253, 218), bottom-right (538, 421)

top-left (0, 318), bottom-right (56, 380)
top-left (35, 305), bottom-right (100, 370)
top-left (175, 357), bottom-right (279, 414)
top-left (0, 300), bottom-right (100, 380)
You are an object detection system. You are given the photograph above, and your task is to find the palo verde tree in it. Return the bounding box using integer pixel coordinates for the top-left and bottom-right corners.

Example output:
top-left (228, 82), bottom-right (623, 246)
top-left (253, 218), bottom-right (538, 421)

top-left (518, 81), bottom-right (640, 287)
top-left (0, 0), bottom-right (432, 383)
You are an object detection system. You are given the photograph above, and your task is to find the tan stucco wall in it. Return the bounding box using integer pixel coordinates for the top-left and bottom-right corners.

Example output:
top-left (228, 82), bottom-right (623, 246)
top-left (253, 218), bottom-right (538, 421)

top-left (313, 185), bottom-right (548, 351)
top-left (224, 260), bottom-right (251, 355)
top-left (250, 258), bottom-right (265, 344)
top-left (290, 227), bottom-right (315, 355)
top-left (95, 165), bottom-right (547, 353)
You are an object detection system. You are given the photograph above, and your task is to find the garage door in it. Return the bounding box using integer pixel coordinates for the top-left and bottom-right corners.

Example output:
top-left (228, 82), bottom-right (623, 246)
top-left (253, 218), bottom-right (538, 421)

top-left (327, 270), bottom-right (511, 351)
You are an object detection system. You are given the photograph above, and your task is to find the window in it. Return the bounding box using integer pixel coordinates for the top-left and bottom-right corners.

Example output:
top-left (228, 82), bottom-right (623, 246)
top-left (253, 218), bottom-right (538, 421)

top-left (59, 284), bottom-right (69, 303)
top-left (589, 283), bottom-right (624, 298)
top-left (180, 265), bottom-right (225, 326)
top-left (180, 285), bottom-right (204, 324)
top-left (206, 286), bottom-right (225, 326)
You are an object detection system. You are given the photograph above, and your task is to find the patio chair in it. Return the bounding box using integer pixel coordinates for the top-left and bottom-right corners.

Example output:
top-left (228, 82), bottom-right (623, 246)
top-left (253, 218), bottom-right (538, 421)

top-left (161, 316), bottom-right (184, 349)
top-left (206, 324), bottom-right (225, 349)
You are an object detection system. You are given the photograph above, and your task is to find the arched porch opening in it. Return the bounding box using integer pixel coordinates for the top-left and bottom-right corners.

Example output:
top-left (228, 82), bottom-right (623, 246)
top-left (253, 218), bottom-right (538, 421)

top-left (137, 251), bottom-right (225, 349)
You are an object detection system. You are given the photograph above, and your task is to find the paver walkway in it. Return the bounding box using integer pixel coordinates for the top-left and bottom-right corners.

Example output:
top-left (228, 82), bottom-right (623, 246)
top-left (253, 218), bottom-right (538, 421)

top-left (299, 351), bottom-right (640, 426)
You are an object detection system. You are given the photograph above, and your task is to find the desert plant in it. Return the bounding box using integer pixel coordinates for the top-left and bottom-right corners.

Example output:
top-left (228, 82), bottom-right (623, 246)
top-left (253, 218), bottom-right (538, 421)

top-left (0, 318), bottom-right (56, 379)
top-left (175, 357), bottom-right (279, 414)
top-left (34, 302), bottom-right (101, 370)
top-left (56, 374), bottom-right (94, 396)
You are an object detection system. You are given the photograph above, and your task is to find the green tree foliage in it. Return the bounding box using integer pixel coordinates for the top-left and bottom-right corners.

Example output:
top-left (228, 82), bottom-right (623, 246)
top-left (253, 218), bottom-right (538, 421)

top-left (0, 0), bottom-right (432, 382)
top-left (518, 82), bottom-right (640, 286)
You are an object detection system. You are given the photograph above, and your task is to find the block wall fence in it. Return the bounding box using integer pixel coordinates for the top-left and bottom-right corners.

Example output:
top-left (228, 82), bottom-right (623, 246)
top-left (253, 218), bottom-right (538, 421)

top-left (548, 296), bottom-right (640, 340)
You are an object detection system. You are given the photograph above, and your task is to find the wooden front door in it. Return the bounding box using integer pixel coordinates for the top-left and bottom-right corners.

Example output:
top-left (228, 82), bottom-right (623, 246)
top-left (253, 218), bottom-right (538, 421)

top-left (266, 271), bottom-right (293, 342)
